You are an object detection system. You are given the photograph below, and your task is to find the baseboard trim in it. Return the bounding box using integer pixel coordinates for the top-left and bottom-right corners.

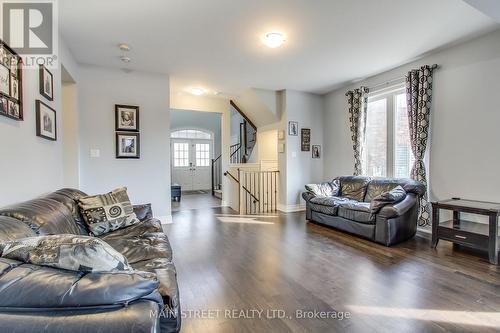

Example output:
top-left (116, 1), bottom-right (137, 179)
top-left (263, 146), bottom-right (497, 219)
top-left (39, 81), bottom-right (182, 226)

top-left (158, 215), bottom-right (173, 225)
top-left (278, 204), bottom-right (306, 213)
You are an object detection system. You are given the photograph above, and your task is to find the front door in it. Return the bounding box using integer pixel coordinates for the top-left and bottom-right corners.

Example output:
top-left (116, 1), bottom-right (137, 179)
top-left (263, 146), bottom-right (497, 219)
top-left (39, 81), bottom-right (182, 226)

top-left (172, 139), bottom-right (212, 191)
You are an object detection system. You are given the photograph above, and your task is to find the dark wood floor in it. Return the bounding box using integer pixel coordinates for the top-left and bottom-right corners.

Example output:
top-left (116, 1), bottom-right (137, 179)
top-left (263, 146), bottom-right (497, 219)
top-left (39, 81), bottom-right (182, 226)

top-left (171, 192), bottom-right (222, 212)
top-left (165, 207), bottom-right (500, 333)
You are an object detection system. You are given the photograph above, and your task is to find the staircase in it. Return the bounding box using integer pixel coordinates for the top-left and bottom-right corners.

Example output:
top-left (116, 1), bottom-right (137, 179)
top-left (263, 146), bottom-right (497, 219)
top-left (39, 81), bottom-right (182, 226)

top-left (211, 100), bottom-right (257, 197)
top-left (224, 166), bottom-right (279, 215)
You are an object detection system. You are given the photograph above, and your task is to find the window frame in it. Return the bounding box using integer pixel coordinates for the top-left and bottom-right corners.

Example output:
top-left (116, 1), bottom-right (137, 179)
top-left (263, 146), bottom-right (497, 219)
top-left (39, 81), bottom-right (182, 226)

top-left (365, 83), bottom-right (409, 178)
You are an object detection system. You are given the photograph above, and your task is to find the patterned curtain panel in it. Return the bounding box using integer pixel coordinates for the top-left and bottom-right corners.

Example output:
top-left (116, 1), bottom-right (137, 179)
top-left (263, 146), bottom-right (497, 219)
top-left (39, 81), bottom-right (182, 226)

top-left (346, 87), bottom-right (369, 176)
top-left (405, 64), bottom-right (437, 227)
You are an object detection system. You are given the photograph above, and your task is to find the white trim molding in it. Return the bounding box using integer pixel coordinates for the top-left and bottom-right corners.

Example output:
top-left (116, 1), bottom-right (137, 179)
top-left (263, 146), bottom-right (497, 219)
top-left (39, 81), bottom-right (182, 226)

top-left (158, 215), bottom-right (173, 225)
top-left (278, 204), bottom-right (306, 213)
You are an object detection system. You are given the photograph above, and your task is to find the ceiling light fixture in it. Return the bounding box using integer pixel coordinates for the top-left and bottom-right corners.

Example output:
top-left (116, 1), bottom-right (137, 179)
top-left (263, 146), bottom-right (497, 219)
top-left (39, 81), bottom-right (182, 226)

top-left (191, 88), bottom-right (205, 96)
top-left (119, 43), bottom-right (131, 52)
top-left (262, 32), bottom-right (286, 48)
top-left (120, 56), bottom-right (131, 63)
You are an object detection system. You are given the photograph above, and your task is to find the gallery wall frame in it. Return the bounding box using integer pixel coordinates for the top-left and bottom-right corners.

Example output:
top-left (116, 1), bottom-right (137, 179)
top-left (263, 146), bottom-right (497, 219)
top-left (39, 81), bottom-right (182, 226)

top-left (0, 39), bottom-right (23, 121)
top-left (35, 100), bottom-right (57, 141)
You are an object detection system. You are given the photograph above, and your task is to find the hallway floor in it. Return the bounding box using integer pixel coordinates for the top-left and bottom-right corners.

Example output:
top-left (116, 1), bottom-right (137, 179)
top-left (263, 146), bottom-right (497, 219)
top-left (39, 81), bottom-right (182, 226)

top-left (165, 207), bottom-right (500, 333)
top-left (171, 191), bottom-right (223, 212)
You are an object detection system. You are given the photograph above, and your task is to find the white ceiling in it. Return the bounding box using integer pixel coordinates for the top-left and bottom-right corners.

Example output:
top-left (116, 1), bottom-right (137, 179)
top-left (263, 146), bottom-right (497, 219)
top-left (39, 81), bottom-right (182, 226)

top-left (60, 0), bottom-right (498, 95)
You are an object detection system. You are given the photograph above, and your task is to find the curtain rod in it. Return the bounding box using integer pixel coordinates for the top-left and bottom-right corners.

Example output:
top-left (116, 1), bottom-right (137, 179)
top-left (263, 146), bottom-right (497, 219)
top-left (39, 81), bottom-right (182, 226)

top-left (367, 64), bottom-right (439, 91)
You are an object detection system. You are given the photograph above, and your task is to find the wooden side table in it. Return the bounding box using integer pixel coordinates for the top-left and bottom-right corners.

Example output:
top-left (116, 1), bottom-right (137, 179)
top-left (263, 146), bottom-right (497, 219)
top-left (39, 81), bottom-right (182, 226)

top-left (431, 199), bottom-right (499, 265)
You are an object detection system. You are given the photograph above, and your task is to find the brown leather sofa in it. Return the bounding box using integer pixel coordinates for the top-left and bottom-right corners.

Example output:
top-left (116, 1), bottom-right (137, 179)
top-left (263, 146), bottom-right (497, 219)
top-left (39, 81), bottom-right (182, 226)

top-left (0, 188), bottom-right (180, 333)
top-left (302, 176), bottom-right (425, 246)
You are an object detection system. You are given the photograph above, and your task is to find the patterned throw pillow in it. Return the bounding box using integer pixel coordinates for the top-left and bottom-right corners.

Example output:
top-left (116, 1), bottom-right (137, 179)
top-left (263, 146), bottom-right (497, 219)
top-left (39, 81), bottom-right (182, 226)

top-left (78, 187), bottom-right (140, 236)
top-left (0, 234), bottom-right (132, 272)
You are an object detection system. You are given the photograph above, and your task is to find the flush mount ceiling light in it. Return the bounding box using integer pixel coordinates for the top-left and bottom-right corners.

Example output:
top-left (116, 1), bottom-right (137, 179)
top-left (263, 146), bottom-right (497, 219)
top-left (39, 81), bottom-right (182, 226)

top-left (191, 88), bottom-right (205, 96)
top-left (118, 43), bottom-right (131, 52)
top-left (262, 32), bottom-right (286, 48)
top-left (120, 56), bottom-right (131, 63)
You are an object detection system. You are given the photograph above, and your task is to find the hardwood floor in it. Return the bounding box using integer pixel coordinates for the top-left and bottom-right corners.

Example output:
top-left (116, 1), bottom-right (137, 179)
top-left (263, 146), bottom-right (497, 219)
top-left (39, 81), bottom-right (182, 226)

top-left (171, 192), bottom-right (222, 212)
top-left (164, 207), bottom-right (500, 333)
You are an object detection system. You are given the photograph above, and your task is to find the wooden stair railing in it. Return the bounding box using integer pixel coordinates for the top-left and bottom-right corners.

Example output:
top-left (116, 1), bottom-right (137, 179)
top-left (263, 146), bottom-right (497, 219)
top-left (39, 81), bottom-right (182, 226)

top-left (224, 169), bottom-right (279, 214)
top-left (211, 155), bottom-right (222, 196)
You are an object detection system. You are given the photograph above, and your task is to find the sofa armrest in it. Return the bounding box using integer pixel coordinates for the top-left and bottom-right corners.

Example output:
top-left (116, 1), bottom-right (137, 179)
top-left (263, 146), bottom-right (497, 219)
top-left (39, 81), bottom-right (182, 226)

top-left (0, 258), bottom-right (161, 308)
top-left (133, 204), bottom-right (153, 221)
top-left (302, 192), bottom-right (316, 203)
top-left (377, 193), bottom-right (418, 219)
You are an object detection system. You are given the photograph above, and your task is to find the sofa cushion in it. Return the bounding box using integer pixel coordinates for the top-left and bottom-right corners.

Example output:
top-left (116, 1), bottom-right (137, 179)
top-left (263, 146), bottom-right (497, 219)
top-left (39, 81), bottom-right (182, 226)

top-left (131, 258), bottom-right (179, 319)
top-left (133, 204), bottom-right (154, 221)
top-left (338, 201), bottom-right (375, 224)
top-left (305, 179), bottom-right (340, 197)
top-left (364, 178), bottom-right (425, 202)
top-left (0, 234), bottom-right (132, 273)
top-left (370, 185), bottom-right (406, 214)
top-left (0, 216), bottom-right (37, 243)
top-left (339, 176), bottom-right (371, 201)
top-left (0, 198), bottom-right (80, 235)
top-left (42, 188), bottom-right (89, 235)
top-left (309, 196), bottom-right (353, 216)
top-left (101, 232), bottom-right (173, 264)
top-left (78, 187), bottom-right (140, 236)
top-left (0, 258), bottom-right (159, 308)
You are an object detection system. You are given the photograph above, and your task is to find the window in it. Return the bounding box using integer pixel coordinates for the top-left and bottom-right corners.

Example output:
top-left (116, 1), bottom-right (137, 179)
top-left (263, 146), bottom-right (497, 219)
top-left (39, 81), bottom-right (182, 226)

top-left (364, 85), bottom-right (414, 178)
top-left (195, 143), bottom-right (210, 167)
top-left (173, 142), bottom-right (189, 167)
top-left (171, 129), bottom-right (211, 140)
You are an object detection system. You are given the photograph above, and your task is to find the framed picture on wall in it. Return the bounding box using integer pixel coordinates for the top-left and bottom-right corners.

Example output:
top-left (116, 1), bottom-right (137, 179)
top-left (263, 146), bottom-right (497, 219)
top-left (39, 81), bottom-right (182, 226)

top-left (288, 121), bottom-right (298, 136)
top-left (115, 104), bottom-right (139, 132)
top-left (301, 128), bottom-right (311, 151)
top-left (39, 65), bottom-right (54, 101)
top-left (312, 145), bottom-right (321, 159)
top-left (0, 64), bottom-right (9, 95)
top-left (36, 100), bottom-right (57, 141)
top-left (0, 40), bottom-right (23, 121)
top-left (116, 132), bottom-right (140, 159)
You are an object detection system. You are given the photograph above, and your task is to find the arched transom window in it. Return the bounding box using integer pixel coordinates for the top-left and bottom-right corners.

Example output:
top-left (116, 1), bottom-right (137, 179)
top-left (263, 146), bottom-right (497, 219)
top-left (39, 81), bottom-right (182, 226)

top-left (171, 129), bottom-right (211, 140)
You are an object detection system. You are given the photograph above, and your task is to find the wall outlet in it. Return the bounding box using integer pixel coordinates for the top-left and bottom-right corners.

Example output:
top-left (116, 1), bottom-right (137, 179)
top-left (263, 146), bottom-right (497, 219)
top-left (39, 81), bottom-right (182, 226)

top-left (291, 151), bottom-right (297, 158)
top-left (90, 149), bottom-right (100, 158)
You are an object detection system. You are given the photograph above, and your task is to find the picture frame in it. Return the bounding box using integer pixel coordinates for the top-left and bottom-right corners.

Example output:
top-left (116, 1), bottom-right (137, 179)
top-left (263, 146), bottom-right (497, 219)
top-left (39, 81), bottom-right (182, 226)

top-left (115, 104), bottom-right (139, 132)
top-left (0, 64), bottom-right (9, 96)
top-left (288, 121), bottom-right (298, 136)
top-left (301, 128), bottom-right (311, 151)
top-left (0, 96), bottom-right (7, 114)
top-left (39, 65), bottom-right (54, 101)
top-left (0, 40), bottom-right (23, 121)
top-left (36, 100), bottom-right (57, 141)
top-left (116, 132), bottom-right (140, 159)
top-left (312, 145), bottom-right (321, 159)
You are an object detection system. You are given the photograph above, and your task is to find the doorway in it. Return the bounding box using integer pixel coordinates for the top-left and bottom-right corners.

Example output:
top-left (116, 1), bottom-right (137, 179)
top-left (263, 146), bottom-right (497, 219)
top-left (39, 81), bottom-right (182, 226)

top-left (170, 110), bottom-right (223, 212)
top-left (171, 130), bottom-right (213, 191)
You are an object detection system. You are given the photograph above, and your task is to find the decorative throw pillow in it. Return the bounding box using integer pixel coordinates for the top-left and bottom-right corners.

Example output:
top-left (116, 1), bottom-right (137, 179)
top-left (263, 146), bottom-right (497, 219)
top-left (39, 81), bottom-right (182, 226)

top-left (78, 187), bottom-right (140, 236)
top-left (370, 185), bottom-right (407, 214)
top-left (0, 234), bottom-right (132, 272)
top-left (305, 179), bottom-right (340, 197)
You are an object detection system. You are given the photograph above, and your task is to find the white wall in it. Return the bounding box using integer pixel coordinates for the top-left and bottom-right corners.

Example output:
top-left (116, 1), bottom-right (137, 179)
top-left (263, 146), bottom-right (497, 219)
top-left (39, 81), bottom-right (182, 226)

top-left (170, 109), bottom-right (222, 157)
top-left (78, 65), bottom-right (171, 219)
top-left (323, 29), bottom-right (500, 206)
top-left (61, 81), bottom-right (79, 188)
top-left (283, 90), bottom-right (324, 208)
top-left (0, 37), bottom-right (78, 206)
